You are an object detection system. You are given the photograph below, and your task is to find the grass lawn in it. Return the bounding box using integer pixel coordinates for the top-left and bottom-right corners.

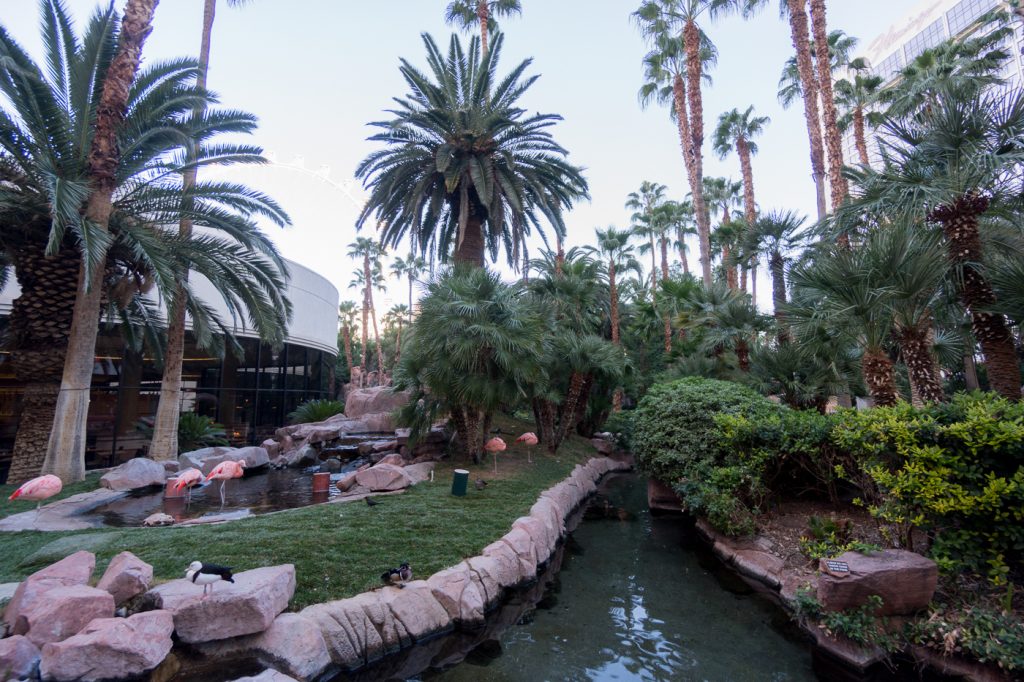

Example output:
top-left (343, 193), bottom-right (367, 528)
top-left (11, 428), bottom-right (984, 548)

top-left (0, 416), bottom-right (598, 609)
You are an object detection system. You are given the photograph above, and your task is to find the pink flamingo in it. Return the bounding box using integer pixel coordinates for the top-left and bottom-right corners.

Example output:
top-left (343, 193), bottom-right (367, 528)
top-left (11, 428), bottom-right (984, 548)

top-left (484, 437), bottom-right (507, 475)
top-left (515, 432), bottom-right (539, 463)
top-left (173, 468), bottom-right (204, 503)
top-left (8, 474), bottom-right (62, 510)
top-left (205, 460), bottom-right (245, 506)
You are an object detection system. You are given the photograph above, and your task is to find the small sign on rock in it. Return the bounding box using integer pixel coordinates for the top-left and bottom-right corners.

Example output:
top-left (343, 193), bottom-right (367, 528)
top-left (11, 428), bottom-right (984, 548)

top-left (820, 558), bottom-right (850, 577)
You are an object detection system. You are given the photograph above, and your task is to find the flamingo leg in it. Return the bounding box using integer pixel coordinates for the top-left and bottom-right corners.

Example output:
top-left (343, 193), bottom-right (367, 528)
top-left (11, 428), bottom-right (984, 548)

top-left (219, 480), bottom-right (226, 506)
top-left (493, 454), bottom-right (498, 475)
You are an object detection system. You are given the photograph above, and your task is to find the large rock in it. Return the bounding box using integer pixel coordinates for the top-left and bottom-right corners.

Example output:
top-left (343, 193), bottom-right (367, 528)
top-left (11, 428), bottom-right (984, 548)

top-left (177, 446), bottom-right (234, 474)
top-left (425, 566), bottom-right (485, 625)
top-left (19, 585), bottom-right (115, 647)
top-left (344, 387), bottom-right (410, 419)
top-left (196, 613), bottom-right (330, 681)
top-left (99, 458), bottom-right (167, 491)
top-left (0, 635), bottom-right (40, 681)
top-left (4, 551), bottom-right (95, 633)
top-left (279, 445), bottom-right (319, 468)
top-left (179, 446), bottom-right (269, 476)
top-left (230, 672), bottom-right (298, 682)
top-left (96, 551), bottom-right (153, 606)
top-left (376, 453), bottom-right (405, 467)
top-left (590, 437), bottom-right (614, 455)
top-left (817, 549), bottom-right (937, 616)
top-left (150, 565), bottom-right (294, 643)
top-left (403, 462), bottom-right (434, 485)
top-left (355, 464), bottom-right (412, 492)
top-left (39, 610), bottom-right (173, 682)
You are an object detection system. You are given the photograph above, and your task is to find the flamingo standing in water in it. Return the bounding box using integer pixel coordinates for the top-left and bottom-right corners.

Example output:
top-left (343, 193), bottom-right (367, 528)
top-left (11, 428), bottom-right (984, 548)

top-left (515, 432), bottom-right (539, 463)
top-left (484, 437), bottom-right (507, 475)
top-left (8, 474), bottom-right (62, 510)
top-left (205, 460), bottom-right (245, 506)
top-left (173, 468), bottom-right (204, 503)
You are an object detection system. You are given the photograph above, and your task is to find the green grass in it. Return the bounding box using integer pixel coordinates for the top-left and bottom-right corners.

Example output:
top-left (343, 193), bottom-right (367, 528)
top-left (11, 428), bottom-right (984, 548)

top-left (0, 416), bottom-right (595, 609)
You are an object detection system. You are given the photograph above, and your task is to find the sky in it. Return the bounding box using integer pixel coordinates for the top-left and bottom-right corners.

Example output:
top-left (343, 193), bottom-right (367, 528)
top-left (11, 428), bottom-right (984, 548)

top-left (4, 0), bottom-right (920, 313)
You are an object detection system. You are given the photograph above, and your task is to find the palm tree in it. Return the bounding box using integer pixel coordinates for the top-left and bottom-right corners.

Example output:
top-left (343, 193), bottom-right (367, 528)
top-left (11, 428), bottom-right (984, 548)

top-left (338, 301), bottom-right (359, 379)
top-left (808, 0), bottom-right (848, 211)
top-left (390, 254), bottom-right (426, 313)
top-left (348, 238), bottom-right (385, 372)
top-left (386, 303), bottom-right (411, 364)
top-left (834, 58), bottom-right (883, 166)
top-left (662, 199), bottom-right (696, 275)
top-left (626, 181), bottom-right (667, 288)
top-left (691, 288), bottom-right (770, 371)
top-left (776, 29), bottom-right (858, 109)
top-left (356, 33), bottom-right (588, 268)
top-left (701, 177), bottom-right (742, 288)
top-left (634, 0), bottom-right (745, 286)
top-left (741, 210), bottom-right (806, 342)
top-left (444, 0), bottom-right (521, 54)
top-left (839, 86), bottom-right (1024, 400)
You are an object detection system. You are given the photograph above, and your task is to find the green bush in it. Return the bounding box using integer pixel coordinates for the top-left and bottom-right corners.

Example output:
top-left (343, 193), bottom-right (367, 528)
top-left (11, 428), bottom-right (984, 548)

top-left (136, 412), bottom-right (228, 455)
top-left (632, 377), bottom-right (780, 534)
top-left (288, 399), bottom-right (346, 425)
top-left (908, 604), bottom-right (1024, 672)
top-left (832, 393), bottom-right (1024, 584)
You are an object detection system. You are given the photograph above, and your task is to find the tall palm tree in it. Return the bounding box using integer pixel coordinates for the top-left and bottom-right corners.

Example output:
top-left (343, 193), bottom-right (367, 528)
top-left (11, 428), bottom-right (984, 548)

top-left (834, 58), bottom-right (883, 166)
top-left (634, 0), bottom-right (744, 286)
top-left (347, 238), bottom-right (385, 372)
top-left (690, 289), bottom-right (770, 371)
top-left (338, 301), bottom-right (358, 379)
top-left (840, 86), bottom-right (1024, 400)
top-left (150, 0), bottom-right (261, 461)
top-left (386, 303), bottom-right (411, 365)
top-left (444, 0), bottom-right (521, 54)
top-left (701, 177), bottom-right (742, 288)
top-left (741, 210), bottom-right (806, 342)
top-left (626, 181), bottom-right (667, 288)
top-left (809, 0), bottom-right (848, 211)
top-left (390, 253), bottom-right (425, 313)
top-left (662, 199), bottom-right (696, 275)
top-left (776, 29), bottom-right (858, 109)
top-left (356, 33), bottom-right (588, 268)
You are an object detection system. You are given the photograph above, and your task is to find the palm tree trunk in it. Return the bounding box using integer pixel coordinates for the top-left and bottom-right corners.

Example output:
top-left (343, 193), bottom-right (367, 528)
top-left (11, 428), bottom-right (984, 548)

top-left (724, 245), bottom-right (738, 290)
top-left (785, 0), bottom-right (828, 219)
top-left (395, 318), bottom-right (402, 365)
top-left (853, 106), bottom-right (870, 165)
top-left (810, 0), bottom-right (848, 210)
top-left (737, 136), bottom-right (757, 300)
top-left (963, 351), bottom-right (980, 391)
top-left (554, 371), bottom-right (586, 451)
top-left (454, 214), bottom-right (485, 267)
top-left (649, 234), bottom-right (657, 288)
top-left (671, 74), bottom-right (699, 281)
top-left (931, 196), bottom-right (1021, 400)
top-left (609, 261), bottom-right (622, 411)
top-left (683, 20), bottom-right (713, 286)
top-left (751, 263), bottom-right (758, 307)
top-left (408, 275), bottom-right (413, 313)
top-left (370, 298), bottom-right (383, 373)
top-left (477, 0), bottom-right (489, 54)
top-left (660, 235), bottom-right (672, 352)
top-left (43, 0), bottom-right (159, 482)
top-left (897, 324), bottom-right (945, 404)
top-left (342, 325), bottom-right (353, 377)
top-left (862, 347), bottom-right (900, 407)
top-left (678, 234), bottom-right (689, 274)
top-left (771, 252), bottom-right (789, 344)
top-left (736, 338), bottom-right (751, 372)
top-left (361, 258), bottom-right (369, 370)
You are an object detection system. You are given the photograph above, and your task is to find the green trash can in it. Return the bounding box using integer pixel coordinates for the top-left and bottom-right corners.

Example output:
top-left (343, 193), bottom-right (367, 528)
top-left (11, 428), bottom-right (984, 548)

top-left (451, 468), bottom-right (470, 496)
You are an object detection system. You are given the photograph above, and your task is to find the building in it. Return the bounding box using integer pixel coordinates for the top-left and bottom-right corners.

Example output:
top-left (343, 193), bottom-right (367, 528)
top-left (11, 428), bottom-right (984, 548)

top-left (0, 259), bottom-right (339, 480)
top-left (842, 0), bottom-right (1024, 163)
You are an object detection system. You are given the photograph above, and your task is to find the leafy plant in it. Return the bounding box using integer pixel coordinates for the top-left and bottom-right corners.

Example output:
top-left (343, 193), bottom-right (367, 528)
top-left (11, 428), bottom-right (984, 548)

top-left (137, 413), bottom-right (227, 455)
top-left (288, 399), bottom-right (347, 425)
top-left (908, 605), bottom-right (1024, 672)
top-left (794, 591), bottom-right (897, 650)
top-left (798, 515), bottom-right (879, 562)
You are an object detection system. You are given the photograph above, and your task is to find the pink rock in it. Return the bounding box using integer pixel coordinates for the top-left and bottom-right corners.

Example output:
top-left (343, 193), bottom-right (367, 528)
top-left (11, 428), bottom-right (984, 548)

top-left (301, 593), bottom-right (385, 668)
top-left (482, 539), bottom-right (530, 585)
top-left (343, 387), bottom-right (410, 419)
top-left (465, 555), bottom-right (512, 605)
top-left (20, 585), bottom-right (115, 647)
top-left (100, 457), bottom-right (167, 491)
top-left (335, 472), bottom-right (358, 492)
top-left (355, 464), bottom-right (412, 492)
top-left (590, 438), bottom-right (614, 454)
top-left (372, 440), bottom-right (398, 453)
top-left (817, 549), bottom-right (937, 616)
top-left (499, 526), bottom-right (538, 578)
top-left (402, 462), bottom-right (434, 484)
top-left (377, 581), bottom-right (450, 642)
top-left (159, 459), bottom-right (180, 474)
top-left (4, 551), bottom-right (95, 634)
top-left (376, 453), bottom-right (405, 467)
top-left (0, 635), bottom-right (40, 680)
top-left (39, 610), bottom-right (173, 682)
top-left (96, 551), bottom-right (153, 606)
top-left (230, 672), bottom-right (299, 682)
top-left (732, 550), bottom-right (784, 589)
top-left (262, 439), bottom-right (281, 459)
top-left (425, 566), bottom-right (485, 624)
top-left (151, 565), bottom-right (295, 643)
top-left (196, 613), bottom-right (330, 681)
top-left (513, 516), bottom-right (555, 563)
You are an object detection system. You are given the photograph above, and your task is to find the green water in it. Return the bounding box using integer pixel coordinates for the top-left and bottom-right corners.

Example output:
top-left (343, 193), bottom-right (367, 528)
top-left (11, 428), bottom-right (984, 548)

top-left (431, 474), bottom-right (816, 682)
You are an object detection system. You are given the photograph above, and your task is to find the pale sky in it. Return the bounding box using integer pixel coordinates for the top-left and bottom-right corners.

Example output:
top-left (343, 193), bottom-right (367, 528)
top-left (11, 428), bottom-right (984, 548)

top-left (5, 0), bottom-right (918, 312)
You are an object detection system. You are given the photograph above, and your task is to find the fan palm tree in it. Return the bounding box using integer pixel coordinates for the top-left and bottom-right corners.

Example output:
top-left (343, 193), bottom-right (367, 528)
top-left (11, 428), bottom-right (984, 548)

top-left (626, 181), bottom-right (667, 288)
top-left (691, 289), bottom-right (770, 371)
top-left (662, 199), bottom-right (696, 275)
top-left (839, 85), bottom-right (1024, 400)
top-left (741, 210), bottom-right (806, 342)
top-left (776, 29), bottom-right (858, 109)
top-left (634, 0), bottom-right (745, 286)
top-left (701, 177), bottom-right (742, 288)
top-left (834, 58), bottom-right (883, 166)
top-left (390, 253), bottom-right (426, 313)
top-left (444, 0), bottom-right (521, 54)
top-left (385, 303), bottom-right (411, 365)
top-left (348, 238), bottom-right (385, 372)
top-left (356, 33), bottom-right (588, 268)
top-left (809, 1), bottom-right (849, 210)
top-left (338, 301), bottom-right (359, 379)
top-left (713, 105), bottom-right (768, 235)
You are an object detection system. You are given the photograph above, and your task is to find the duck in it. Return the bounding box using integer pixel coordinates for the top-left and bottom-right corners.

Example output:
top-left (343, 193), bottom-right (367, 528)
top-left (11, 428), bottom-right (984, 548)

top-left (380, 562), bottom-right (412, 587)
top-left (185, 561), bottom-right (235, 596)
top-left (475, 478), bottom-right (488, 490)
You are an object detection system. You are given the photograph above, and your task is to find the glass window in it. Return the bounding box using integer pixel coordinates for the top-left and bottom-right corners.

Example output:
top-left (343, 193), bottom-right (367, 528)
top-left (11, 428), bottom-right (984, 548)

top-left (260, 343), bottom-right (284, 390)
top-left (255, 389), bottom-right (283, 444)
top-left (226, 338), bottom-right (259, 391)
top-left (903, 19), bottom-right (947, 63)
top-left (947, 0), bottom-right (998, 36)
top-left (285, 345), bottom-right (308, 392)
top-left (875, 51), bottom-right (903, 82)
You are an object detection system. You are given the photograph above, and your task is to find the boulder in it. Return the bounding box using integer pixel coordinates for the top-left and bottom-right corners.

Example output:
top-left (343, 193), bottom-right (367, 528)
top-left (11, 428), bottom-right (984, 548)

top-left (158, 459), bottom-right (180, 474)
top-left (195, 613), bottom-right (330, 681)
top-left (376, 581), bottom-right (450, 642)
top-left (19, 585), bottom-right (115, 647)
top-left (425, 566), bottom-right (485, 624)
top-left (150, 565), bottom-right (295, 643)
top-left (403, 462), bottom-right (434, 485)
top-left (96, 551), bottom-right (153, 606)
top-left (355, 464), bottom-right (412, 492)
top-left (301, 592), bottom-right (386, 668)
top-left (0, 635), bottom-right (40, 681)
top-left (358, 412), bottom-right (397, 432)
top-left (143, 513), bottom-right (176, 527)
top-left (321, 458), bottom-right (343, 474)
top-left (513, 516), bottom-right (555, 564)
top-left (39, 610), bottom-right (174, 682)
top-left (373, 440), bottom-right (398, 453)
top-left (499, 526), bottom-right (538, 579)
top-left (590, 438), bottom-right (614, 455)
top-left (482, 539), bottom-right (531, 585)
top-left (181, 446), bottom-right (269, 475)
top-left (4, 551), bottom-right (95, 633)
top-left (230, 672), bottom-right (298, 682)
top-left (100, 458), bottom-right (167, 491)
top-left (177, 446), bottom-right (234, 474)
top-left (344, 387), bottom-right (410, 419)
top-left (232, 446), bottom-right (271, 469)
top-left (375, 453), bottom-right (405, 467)
top-left (817, 549), bottom-right (937, 616)
top-left (335, 472), bottom-right (358, 493)
top-left (280, 445), bottom-right (318, 468)
top-left (464, 555), bottom-right (510, 606)
top-left (262, 439), bottom-right (281, 459)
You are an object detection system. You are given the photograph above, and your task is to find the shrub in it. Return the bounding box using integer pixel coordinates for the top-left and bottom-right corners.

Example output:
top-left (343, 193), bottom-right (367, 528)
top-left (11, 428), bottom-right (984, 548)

top-left (601, 410), bottom-right (636, 451)
top-left (136, 412), bottom-right (227, 454)
top-left (832, 393), bottom-right (1024, 584)
top-left (632, 377), bottom-right (780, 534)
top-left (908, 605), bottom-right (1024, 672)
top-left (288, 399), bottom-right (346, 425)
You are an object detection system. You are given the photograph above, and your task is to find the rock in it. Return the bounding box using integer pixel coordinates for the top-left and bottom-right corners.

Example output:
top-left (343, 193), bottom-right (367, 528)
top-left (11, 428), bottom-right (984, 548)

top-left (373, 440), bottom-right (398, 453)
top-left (281, 445), bottom-right (319, 468)
top-left (0, 635), bottom-right (40, 681)
top-left (817, 549), bottom-right (937, 616)
top-left (321, 458), bottom-right (343, 473)
top-left (97, 551), bottom-right (153, 606)
top-left (499, 526), bottom-right (538, 579)
top-left (19, 584), bottom-right (115, 647)
top-left (143, 512), bottom-right (176, 527)
top-left (402, 462), bottom-right (434, 484)
top-left (262, 439), bottom-right (281, 459)
top-left (39, 610), bottom-right (174, 682)
top-left (344, 387), bottom-right (410, 419)
top-left (376, 581), bottom-right (450, 642)
top-left (232, 446), bottom-right (271, 469)
top-left (158, 460), bottom-right (179, 474)
top-left (0, 582), bottom-right (19, 609)
top-left (590, 438), bottom-right (614, 455)
top-left (335, 472), bottom-right (358, 492)
top-left (355, 464), bottom-right (412, 492)
top-left (99, 458), bottom-right (167, 491)
top-left (731, 549), bottom-right (784, 590)
top-left (301, 592), bottom-right (386, 668)
top-left (177, 445), bottom-right (269, 474)
top-left (357, 412), bottom-right (397, 432)
top-left (464, 555), bottom-right (510, 606)
top-left (647, 478), bottom-right (683, 513)
top-left (196, 613), bottom-right (330, 681)
top-left (376, 453), bottom-right (405, 467)
top-left (229, 672), bottom-right (298, 682)
top-left (4, 551), bottom-right (95, 634)
top-left (482, 539), bottom-right (531, 585)
top-left (513, 516), bottom-right (555, 564)
top-left (426, 566), bottom-right (485, 625)
top-left (177, 446), bottom-right (234, 474)
top-left (150, 565), bottom-right (295, 643)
